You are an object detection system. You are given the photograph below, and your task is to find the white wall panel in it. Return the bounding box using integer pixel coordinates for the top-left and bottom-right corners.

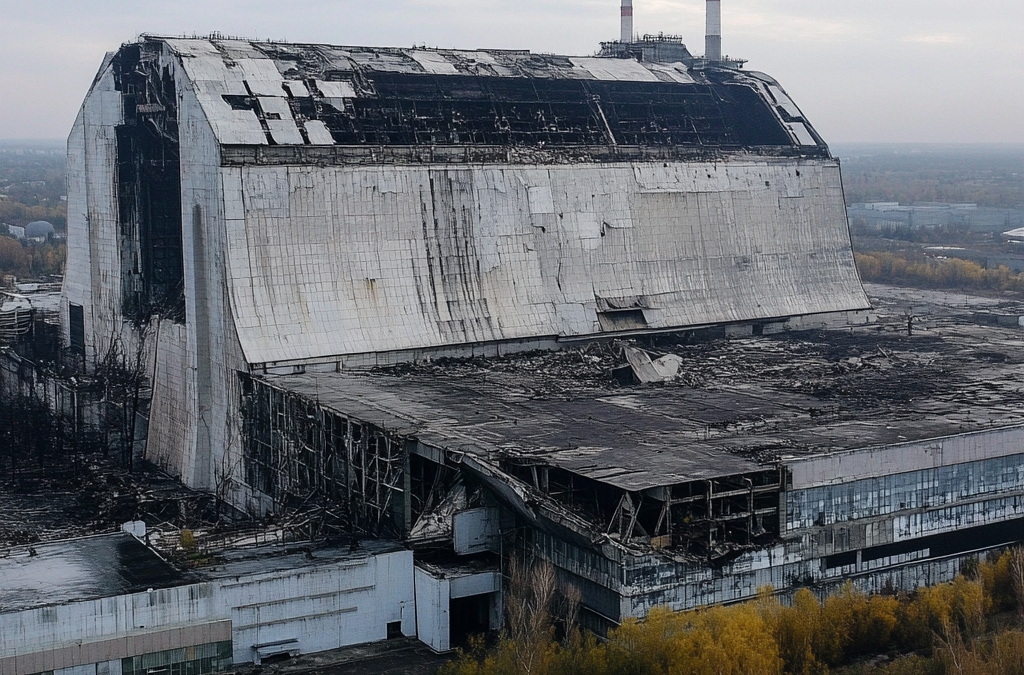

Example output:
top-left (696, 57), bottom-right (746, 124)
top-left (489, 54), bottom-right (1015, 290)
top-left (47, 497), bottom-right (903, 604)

top-left (788, 425), bottom-right (1024, 490)
top-left (413, 567), bottom-right (450, 653)
top-left (221, 159), bottom-right (868, 365)
top-left (1, 551), bottom-right (415, 669)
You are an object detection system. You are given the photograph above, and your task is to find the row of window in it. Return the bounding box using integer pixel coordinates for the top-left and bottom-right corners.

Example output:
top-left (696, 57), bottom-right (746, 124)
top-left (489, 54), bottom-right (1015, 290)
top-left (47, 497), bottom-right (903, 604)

top-left (121, 641), bottom-right (232, 675)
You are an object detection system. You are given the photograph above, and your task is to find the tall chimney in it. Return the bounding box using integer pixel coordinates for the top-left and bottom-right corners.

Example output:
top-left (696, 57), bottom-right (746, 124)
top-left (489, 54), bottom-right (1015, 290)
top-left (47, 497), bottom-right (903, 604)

top-left (621, 0), bottom-right (633, 44)
top-left (706, 0), bottom-right (722, 61)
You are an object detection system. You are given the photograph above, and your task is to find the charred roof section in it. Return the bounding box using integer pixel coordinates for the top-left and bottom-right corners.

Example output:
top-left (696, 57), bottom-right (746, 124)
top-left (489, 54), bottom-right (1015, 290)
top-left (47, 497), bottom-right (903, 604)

top-left (148, 37), bottom-right (826, 162)
top-left (300, 70), bottom-right (795, 149)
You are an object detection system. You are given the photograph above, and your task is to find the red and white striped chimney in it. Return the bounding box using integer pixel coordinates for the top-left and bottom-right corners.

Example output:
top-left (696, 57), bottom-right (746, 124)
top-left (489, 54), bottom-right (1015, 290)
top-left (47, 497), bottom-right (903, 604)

top-left (621, 0), bottom-right (633, 44)
top-left (706, 0), bottom-right (722, 60)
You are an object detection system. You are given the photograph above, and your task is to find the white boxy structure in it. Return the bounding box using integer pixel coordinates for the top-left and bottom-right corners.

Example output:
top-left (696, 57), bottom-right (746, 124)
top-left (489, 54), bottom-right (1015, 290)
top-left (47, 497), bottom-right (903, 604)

top-left (0, 535), bottom-right (414, 675)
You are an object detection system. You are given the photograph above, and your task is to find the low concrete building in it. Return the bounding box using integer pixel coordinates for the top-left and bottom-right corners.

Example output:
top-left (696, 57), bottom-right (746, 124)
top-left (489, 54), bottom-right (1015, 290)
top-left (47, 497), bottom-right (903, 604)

top-left (0, 533), bottom-right (416, 675)
top-left (4, 225), bottom-right (26, 240)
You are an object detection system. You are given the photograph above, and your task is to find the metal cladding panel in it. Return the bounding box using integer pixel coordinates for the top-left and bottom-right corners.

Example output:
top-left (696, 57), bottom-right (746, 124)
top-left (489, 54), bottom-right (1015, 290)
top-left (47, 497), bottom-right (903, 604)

top-left (449, 572), bottom-right (501, 599)
top-left (453, 508), bottom-right (501, 555)
top-left (61, 56), bottom-right (124, 364)
top-left (569, 58), bottom-right (661, 82)
top-left (222, 158), bottom-right (868, 365)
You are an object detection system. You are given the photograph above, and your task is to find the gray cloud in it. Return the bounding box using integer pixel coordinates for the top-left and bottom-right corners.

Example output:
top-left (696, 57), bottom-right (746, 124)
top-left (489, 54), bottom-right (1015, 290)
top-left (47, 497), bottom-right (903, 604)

top-left (0, 0), bottom-right (1020, 142)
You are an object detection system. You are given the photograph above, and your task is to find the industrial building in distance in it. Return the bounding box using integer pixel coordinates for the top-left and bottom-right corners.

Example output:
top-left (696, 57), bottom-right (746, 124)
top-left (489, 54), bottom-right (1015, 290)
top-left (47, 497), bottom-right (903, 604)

top-left (4, 1), bottom-right (1024, 673)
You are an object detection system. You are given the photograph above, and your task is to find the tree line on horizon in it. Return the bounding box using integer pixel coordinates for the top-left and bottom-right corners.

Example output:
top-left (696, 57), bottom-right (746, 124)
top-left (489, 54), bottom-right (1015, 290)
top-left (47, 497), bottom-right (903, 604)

top-left (0, 234), bottom-right (65, 280)
top-left (855, 251), bottom-right (1024, 294)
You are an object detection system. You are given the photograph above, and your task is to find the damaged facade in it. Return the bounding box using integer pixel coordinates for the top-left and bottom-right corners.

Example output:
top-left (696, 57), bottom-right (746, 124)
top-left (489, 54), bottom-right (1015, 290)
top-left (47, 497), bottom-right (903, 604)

top-left (64, 34), bottom-right (869, 498)
top-left (49, 28), bottom-right (1024, 661)
top-left (240, 323), bottom-right (1024, 634)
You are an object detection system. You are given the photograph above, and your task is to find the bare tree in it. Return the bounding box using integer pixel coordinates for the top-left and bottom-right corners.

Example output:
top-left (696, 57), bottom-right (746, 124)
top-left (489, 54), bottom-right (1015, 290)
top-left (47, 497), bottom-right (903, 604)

top-left (505, 556), bottom-right (556, 675)
top-left (213, 418), bottom-right (247, 522)
top-left (560, 583), bottom-right (582, 641)
top-left (934, 616), bottom-right (969, 675)
top-left (94, 326), bottom-right (152, 471)
top-left (1011, 547), bottom-right (1024, 620)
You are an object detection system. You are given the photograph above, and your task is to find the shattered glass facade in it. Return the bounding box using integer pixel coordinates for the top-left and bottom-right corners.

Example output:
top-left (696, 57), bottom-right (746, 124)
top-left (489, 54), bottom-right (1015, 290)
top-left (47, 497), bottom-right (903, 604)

top-left (238, 374), bottom-right (409, 537)
top-left (121, 641), bottom-right (233, 675)
top-left (786, 453), bottom-right (1024, 530)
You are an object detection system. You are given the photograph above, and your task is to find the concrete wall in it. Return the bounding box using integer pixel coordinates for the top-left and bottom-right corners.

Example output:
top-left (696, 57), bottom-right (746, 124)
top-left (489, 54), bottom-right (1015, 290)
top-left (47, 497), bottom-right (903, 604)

top-left (61, 55), bottom-right (128, 371)
top-left (413, 565), bottom-right (501, 653)
top-left (146, 319), bottom-right (194, 482)
top-left (786, 425), bottom-right (1024, 490)
top-left (0, 550), bottom-right (415, 675)
top-left (220, 549), bottom-right (414, 664)
top-left (220, 158), bottom-right (868, 367)
top-left (142, 42), bottom-right (252, 495)
top-left (414, 566), bottom-right (450, 653)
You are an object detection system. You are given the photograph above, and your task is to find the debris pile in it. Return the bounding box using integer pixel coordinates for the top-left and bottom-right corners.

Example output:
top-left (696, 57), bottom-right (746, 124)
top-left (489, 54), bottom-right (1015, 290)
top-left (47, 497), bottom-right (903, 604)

top-left (0, 459), bottom-right (216, 548)
top-left (379, 326), bottom-right (966, 409)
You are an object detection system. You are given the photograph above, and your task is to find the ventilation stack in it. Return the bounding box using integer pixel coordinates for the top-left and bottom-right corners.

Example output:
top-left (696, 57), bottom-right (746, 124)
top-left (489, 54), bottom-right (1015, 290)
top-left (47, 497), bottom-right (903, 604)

top-left (706, 0), bottom-right (722, 61)
top-left (621, 0), bottom-right (633, 44)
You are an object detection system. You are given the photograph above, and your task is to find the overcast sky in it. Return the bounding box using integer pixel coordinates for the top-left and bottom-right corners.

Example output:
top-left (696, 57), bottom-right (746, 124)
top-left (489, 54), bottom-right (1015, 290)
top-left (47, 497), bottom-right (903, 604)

top-left (1, 0), bottom-right (1020, 144)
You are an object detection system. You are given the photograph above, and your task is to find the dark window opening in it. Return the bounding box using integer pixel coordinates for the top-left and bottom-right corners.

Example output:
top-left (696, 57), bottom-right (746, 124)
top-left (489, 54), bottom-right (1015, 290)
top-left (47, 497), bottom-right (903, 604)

top-left (865, 517), bottom-right (1024, 564)
top-left (297, 70), bottom-right (808, 151)
top-left (387, 621), bottom-right (403, 639)
top-left (825, 550), bottom-right (857, 570)
top-left (450, 595), bottom-right (492, 647)
top-left (69, 303), bottom-right (85, 355)
top-left (598, 309), bottom-right (648, 332)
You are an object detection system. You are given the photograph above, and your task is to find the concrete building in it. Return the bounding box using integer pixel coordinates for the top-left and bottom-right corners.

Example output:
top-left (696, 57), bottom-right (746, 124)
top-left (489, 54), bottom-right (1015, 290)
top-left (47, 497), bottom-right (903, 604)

top-left (848, 201), bottom-right (1024, 233)
top-left (53, 12), bottom-right (1024, 657)
top-left (63, 34), bottom-right (868, 501)
top-left (4, 225), bottom-right (26, 240)
top-left (0, 532), bottom-right (419, 675)
top-left (245, 308), bottom-right (1024, 632)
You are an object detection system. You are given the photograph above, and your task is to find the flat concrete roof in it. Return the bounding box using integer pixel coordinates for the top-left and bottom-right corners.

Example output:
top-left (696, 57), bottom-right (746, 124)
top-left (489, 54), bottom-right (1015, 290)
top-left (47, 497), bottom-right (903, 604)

top-left (0, 534), bottom-right (408, 614)
top-left (267, 284), bottom-right (1024, 491)
top-left (0, 533), bottom-right (184, 613)
top-left (196, 539), bottom-right (407, 580)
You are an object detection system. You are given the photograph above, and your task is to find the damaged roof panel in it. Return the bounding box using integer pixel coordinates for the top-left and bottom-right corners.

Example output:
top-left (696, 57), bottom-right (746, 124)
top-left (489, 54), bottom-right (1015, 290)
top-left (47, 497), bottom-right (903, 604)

top-left (268, 368), bottom-right (763, 491)
top-left (148, 37), bottom-right (823, 153)
top-left (263, 303), bottom-right (1024, 492)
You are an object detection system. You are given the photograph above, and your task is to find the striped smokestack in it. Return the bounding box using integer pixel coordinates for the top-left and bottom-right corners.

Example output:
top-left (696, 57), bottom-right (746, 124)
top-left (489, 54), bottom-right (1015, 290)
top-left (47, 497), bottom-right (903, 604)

top-left (706, 0), bottom-right (722, 61)
top-left (621, 0), bottom-right (633, 44)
